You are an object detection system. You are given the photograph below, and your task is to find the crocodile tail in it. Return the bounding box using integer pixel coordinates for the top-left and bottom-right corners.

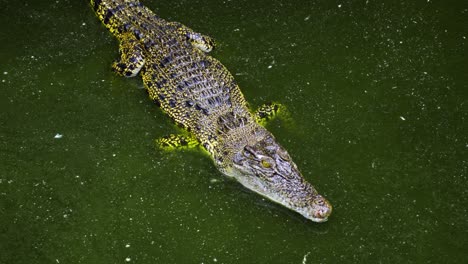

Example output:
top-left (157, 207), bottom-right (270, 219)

top-left (90, 0), bottom-right (153, 36)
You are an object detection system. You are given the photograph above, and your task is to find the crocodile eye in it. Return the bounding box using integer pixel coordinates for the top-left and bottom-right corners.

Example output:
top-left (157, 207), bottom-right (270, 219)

top-left (261, 159), bottom-right (272, 168)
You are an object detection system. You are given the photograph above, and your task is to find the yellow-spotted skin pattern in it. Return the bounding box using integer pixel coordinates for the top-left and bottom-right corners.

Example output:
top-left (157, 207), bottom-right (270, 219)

top-left (90, 0), bottom-right (333, 223)
top-left (112, 32), bottom-right (146, 77)
top-left (156, 134), bottom-right (199, 151)
top-left (254, 102), bottom-right (283, 126)
top-left (90, 0), bottom-right (252, 159)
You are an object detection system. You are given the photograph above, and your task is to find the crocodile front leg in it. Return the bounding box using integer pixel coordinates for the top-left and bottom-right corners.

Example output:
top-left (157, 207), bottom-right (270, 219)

top-left (254, 102), bottom-right (295, 129)
top-left (112, 32), bottom-right (146, 77)
top-left (253, 102), bottom-right (284, 125)
top-left (156, 134), bottom-right (199, 150)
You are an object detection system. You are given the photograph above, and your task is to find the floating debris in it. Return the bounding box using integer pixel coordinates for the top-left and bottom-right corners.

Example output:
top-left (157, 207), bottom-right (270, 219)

top-left (54, 133), bottom-right (63, 139)
top-left (302, 252), bottom-right (311, 264)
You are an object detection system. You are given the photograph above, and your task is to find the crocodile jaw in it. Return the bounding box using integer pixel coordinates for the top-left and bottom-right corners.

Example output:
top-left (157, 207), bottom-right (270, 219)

top-left (221, 153), bottom-right (332, 223)
top-left (233, 172), bottom-right (332, 222)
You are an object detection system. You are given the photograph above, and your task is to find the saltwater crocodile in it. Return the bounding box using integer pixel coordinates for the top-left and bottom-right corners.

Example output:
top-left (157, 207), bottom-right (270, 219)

top-left (90, 0), bottom-right (332, 222)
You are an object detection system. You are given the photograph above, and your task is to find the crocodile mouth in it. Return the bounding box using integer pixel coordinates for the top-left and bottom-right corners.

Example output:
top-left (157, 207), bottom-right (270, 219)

top-left (300, 194), bottom-right (333, 223)
top-left (310, 216), bottom-right (329, 223)
top-left (301, 202), bottom-right (332, 223)
top-left (233, 171), bottom-right (333, 223)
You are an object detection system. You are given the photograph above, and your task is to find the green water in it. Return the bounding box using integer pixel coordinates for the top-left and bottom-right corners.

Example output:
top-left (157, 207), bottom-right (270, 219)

top-left (1, 0), bottom-right (467, 263)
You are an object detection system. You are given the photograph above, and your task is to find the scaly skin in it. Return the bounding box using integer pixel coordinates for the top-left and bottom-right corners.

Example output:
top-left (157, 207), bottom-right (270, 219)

top-left (90, 0), bottom-right (332, 222)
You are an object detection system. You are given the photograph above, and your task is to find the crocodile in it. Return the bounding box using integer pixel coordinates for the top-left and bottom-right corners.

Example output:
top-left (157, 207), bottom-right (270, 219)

top-left (90, 0), bottom-right (332, 222)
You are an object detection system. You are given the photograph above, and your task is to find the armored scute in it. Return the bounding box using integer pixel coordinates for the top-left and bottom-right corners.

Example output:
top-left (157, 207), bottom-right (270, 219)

top-left (91, 0), bottom-right (332, 222)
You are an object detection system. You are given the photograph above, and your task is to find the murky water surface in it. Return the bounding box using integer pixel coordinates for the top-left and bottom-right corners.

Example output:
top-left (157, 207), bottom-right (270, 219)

top-left (1, 0), bottom-right (467, 263)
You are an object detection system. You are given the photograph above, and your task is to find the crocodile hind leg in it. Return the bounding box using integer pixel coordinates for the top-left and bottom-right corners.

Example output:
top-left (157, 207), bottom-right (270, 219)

top-left (185, 30), bottom-right (216, 52)
top-left (169, 22), bottom-right (215, 52)
top-left (254, 102), bottom-right (291, 126)
top-left (156, 134), bottom-right (199, 151)
top-left (112, 32), bottom-right (146, 77)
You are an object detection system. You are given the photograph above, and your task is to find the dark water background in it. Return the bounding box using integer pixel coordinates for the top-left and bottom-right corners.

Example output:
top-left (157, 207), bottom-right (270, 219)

top-left (1, 0), bottom-right (467, 263)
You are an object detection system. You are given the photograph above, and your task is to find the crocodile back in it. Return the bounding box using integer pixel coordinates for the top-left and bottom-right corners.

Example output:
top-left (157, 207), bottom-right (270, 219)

top-left (91, 0), bottom-right (254, 148)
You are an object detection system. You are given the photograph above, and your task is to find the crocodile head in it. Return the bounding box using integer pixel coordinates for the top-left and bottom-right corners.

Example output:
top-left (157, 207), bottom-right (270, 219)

top-left (223, 132), bottom-right (332, 222)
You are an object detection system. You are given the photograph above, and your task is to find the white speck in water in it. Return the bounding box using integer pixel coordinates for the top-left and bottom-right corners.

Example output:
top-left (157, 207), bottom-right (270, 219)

top-left (3, 72), bottom-right (7, 75)
top-left (267, 65), bottom-right (272, 69)
top-left (213, 258), bottom-right (218, 262)
top-left (463, 36), bottom-right (466, 39)
top-left (56, 259), bottom-right (60, 263)
top-left (54, 133), bottom-right (63, 139)
top-left (112, 153), bottom-right (116, 157)
top-left (82, 22), bottom-right (86, 26)
top-left (125, 244), bottom-right (131, 248)
top-left (400, 116), bottom-right (406, 121)
top-left (2, 80), bottom-right (5, 83)
top-left (302, 252), bottom-right (311, 264)
top-left (125, 257), bottom-right (131, 262)
top-left (304, 15), bottom-right (311, 21)
top-left (233, 28), bottom-right (240, 32)
top-left (338, 4), bottom-right (342, 8)
top-left (210, 178), bottom-right (219, 183)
